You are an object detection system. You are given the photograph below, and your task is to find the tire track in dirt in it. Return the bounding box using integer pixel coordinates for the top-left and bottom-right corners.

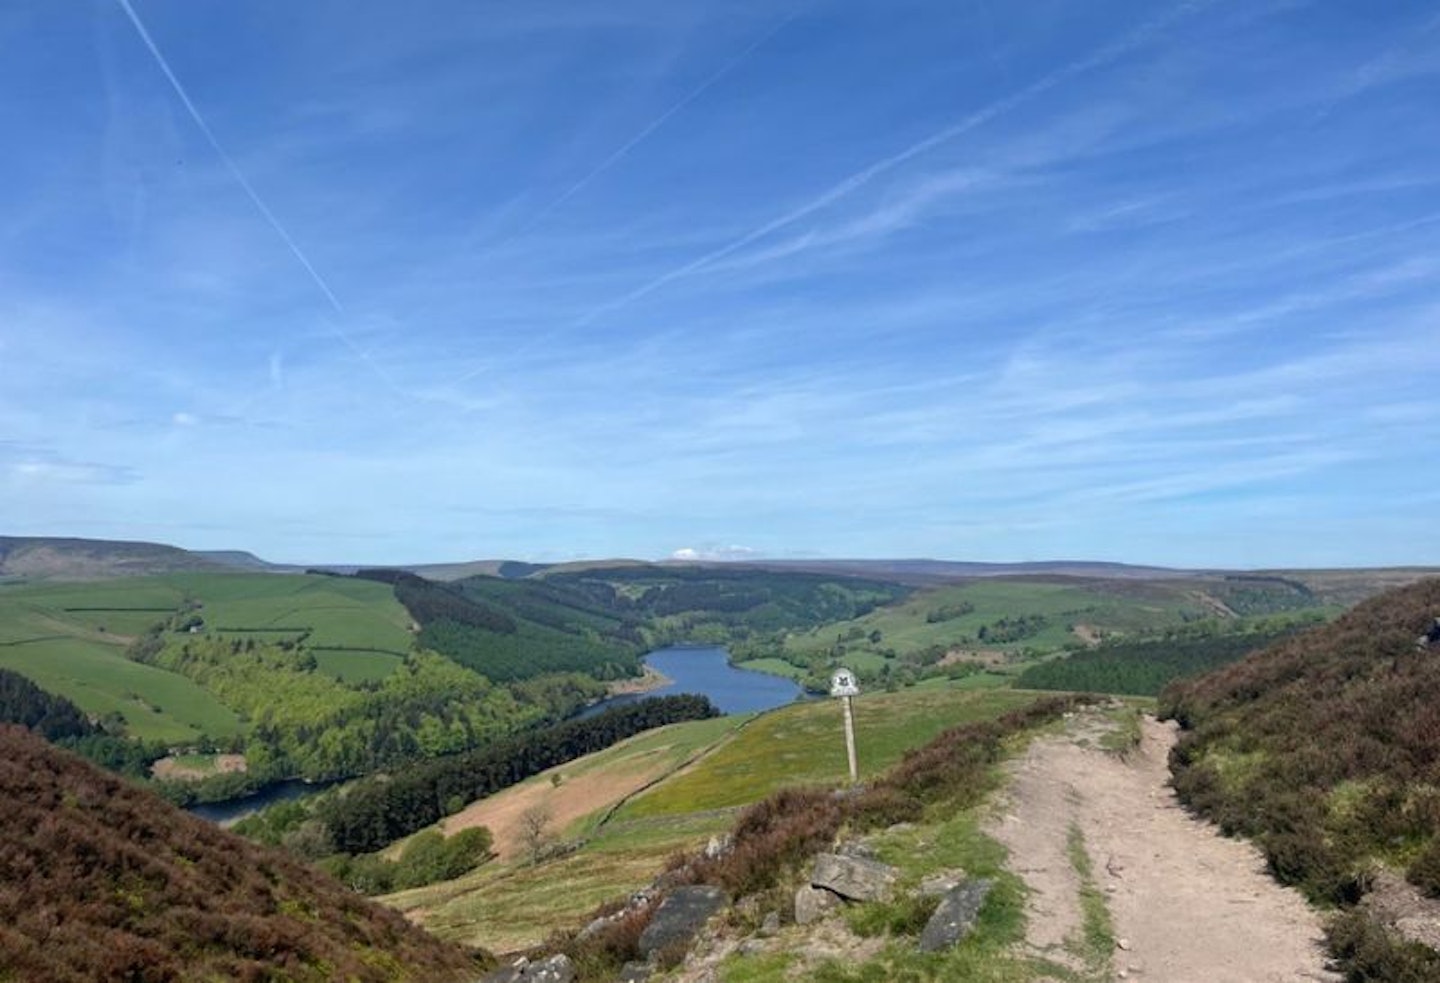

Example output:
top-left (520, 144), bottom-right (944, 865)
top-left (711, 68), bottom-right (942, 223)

top-left (988, 712), bottom-right (1338, 982)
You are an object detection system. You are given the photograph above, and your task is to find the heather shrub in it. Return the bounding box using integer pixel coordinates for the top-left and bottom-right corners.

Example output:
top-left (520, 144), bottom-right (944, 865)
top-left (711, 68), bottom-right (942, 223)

top-left (558, 905), bottom-right (654, 980)
top-left (849, 785), bottom-right (924, 829)
top-left (681, 787), bottom-right (850, 897)
top-left (1405, 838), bottom-right (1440, 899)
top-left (1325, 909), bottom-right (1440, 982)
top-left (1160, 579), bottom-right (1440, 978)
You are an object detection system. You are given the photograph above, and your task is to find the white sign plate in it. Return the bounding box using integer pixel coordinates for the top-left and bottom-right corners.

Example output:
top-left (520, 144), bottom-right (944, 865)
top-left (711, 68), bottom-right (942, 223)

top-left (830, 668), bottom-right (860, 697)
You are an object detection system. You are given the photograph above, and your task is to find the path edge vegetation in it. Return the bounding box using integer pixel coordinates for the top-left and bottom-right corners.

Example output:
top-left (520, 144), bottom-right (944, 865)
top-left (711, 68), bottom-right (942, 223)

top-left (1160, 577), bottom-right (1440, 981)
top-left (528, 693), bottom-right (1101, 981)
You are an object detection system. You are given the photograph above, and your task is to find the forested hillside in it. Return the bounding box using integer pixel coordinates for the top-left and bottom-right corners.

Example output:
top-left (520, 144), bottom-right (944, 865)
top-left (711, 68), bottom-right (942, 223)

top-left (133, 636), bottom-right (587, 787)
top-left (1014, 618), bottom-right (1317, 696)
top-left (0, 666), bottom-right (96, 739)
top-left (356, 568), bottom-right (646, 682)
top-left (545, 563), bottom-right (910, 639)
top-left (355, 564), bottom-right (908, 684)
top-left (0, 725), bottom-right (485, 983)
top-left (1161, 578), bottom-right (1440, 977)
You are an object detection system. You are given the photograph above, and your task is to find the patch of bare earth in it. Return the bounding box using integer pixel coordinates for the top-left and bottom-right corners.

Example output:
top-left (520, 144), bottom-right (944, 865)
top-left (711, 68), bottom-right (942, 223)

top-left (442, 758), bottom-right (673, 861)
top-left (938, 648), bottom-right (1008, 668)
top-left (604, 664), bottom-right (674, 696)
top-left (150, 754), bottom-right (247, 781)
top-left (988, 712), bottom-right (1338, 982)
top-left (1363, 869), bottom-right (1440, 952)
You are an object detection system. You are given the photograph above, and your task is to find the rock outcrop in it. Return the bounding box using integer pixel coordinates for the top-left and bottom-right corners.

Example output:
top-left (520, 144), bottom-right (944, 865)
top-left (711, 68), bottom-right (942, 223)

top-left (481, 954), bottom-right (576, 983)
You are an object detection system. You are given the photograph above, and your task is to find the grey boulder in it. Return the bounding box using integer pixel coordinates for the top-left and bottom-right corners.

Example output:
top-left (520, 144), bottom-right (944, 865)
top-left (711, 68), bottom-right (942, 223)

top-left (811, 852), bottom-right (898, 902)
top-left (918, 879), bottom-right (993, 953)
top-left (794, 885), bottom-right (843, 925)
top-left (637, 885), bottom-right (727, 957)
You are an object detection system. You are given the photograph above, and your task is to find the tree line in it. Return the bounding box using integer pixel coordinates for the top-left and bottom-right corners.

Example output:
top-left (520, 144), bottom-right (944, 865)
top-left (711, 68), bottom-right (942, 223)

top-left (322, 694), bottom-right (717, 854)
top-left (1014, 623), bottom-right (1307, 696)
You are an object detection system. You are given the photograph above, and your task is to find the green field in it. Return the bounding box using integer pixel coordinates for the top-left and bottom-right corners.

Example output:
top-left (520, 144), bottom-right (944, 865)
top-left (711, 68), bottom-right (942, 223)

top-left (169, 573), bottom-right (414, 654)
top-left (0, 573), bottom-right (414, 740)
top-left (734, 657), bottom-right (805, 679)
top-left (0, 635), bottom-right (241, 743)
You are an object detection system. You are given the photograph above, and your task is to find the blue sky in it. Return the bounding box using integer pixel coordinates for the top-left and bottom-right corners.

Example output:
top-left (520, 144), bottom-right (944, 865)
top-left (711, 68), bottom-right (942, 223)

top-left (3, 1), bottom-right (1438, 567)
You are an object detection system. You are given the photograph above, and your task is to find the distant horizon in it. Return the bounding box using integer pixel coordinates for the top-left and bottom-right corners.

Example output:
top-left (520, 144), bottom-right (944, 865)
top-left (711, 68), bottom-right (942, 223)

top-left (5, 3), bottom-right (1438, 570)
top-left (4, 531), bottom-right (1435, 574)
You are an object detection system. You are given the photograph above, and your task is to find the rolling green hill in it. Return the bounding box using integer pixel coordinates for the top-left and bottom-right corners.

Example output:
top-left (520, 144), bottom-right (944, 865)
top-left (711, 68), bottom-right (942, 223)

top-left (756, 575), bottom-right (1341, 693)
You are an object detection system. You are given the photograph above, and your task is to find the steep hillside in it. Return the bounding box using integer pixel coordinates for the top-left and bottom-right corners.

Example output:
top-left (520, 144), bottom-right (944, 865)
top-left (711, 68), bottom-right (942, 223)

top-left (1161, 578), bottom-right (1440, 975)
top-left (0, 725), bottom-right (485, 983)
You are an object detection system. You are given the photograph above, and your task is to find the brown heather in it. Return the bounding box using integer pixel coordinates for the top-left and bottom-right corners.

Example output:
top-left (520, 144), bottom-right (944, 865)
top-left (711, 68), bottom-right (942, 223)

top-left (0, 725), bottom-right (489, 983)
top-left (1161, 577), bottom-right (1440, 978)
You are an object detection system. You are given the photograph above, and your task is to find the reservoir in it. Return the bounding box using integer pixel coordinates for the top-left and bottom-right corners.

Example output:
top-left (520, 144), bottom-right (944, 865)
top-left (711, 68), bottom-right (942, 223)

top-left (588, 644), bottom-right (804, 716)
top-left (191, 645), bottom-right (798, 824)
top-left (189, 778), bottom-right (339, 827)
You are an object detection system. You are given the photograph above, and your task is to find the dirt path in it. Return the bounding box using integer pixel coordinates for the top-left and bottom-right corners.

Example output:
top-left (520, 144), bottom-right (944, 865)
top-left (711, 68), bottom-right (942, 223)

top-left (988, 712), bottom-right (1338, 982)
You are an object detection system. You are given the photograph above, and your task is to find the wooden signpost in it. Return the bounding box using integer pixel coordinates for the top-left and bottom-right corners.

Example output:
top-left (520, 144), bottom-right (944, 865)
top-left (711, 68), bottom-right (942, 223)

top-left (830, 668), bottom-right (860, 784)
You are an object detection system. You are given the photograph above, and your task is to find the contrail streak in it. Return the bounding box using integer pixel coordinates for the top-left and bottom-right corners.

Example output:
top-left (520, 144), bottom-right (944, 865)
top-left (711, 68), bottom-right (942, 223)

top-left (578, 0), bottom-right (1215, 326)
top-left (493, 7), bottom-right (803, 250)
top-left (114, 0), bottom-right (399, 388)
top-left (447, 7), bottom-right (803, 387)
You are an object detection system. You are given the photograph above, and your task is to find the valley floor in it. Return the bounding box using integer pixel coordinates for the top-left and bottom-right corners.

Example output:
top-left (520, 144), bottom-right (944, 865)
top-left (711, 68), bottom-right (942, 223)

top-left (988, 714), bottom-right (1338, 982)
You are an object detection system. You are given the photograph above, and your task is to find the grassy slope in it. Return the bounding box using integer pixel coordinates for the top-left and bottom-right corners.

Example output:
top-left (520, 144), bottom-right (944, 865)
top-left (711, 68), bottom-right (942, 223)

top-left (384, 715), bottom-right (748, 950)
top-left (0, 579), bottom-right (243, 742)
top-left (780, 578), bottom-right (1205, 663)
top-left (177, 572), bottom-right (414, 654)
top-left (619, 688), bottom-right (1039, 818)
top-left (385, 687), bottom-right (1041, 952)
top-left (0, 635), bottom-right (241, 743)
top-left (0, 573), bottom-right (415, 741)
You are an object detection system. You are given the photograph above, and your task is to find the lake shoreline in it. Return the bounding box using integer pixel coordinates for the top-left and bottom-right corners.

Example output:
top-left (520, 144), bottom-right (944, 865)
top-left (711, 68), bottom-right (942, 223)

top-left (604, 663), bottom-right (674, 696)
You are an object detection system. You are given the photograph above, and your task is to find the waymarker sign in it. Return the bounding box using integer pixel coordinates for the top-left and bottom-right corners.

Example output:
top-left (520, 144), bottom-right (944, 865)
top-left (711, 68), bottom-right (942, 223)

top-left (831, 668), bottom-right (860, 783)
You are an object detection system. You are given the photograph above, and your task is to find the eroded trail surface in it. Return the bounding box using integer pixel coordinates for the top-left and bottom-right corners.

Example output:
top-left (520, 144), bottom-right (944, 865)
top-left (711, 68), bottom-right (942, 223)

top-left (988, 712), bottom-right (1338, 982)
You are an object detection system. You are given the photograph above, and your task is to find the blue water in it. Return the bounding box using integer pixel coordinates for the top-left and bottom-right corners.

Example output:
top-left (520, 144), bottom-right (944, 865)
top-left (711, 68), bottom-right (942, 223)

top-left (589, 644), bottom-right (803, 716)
top-left (191, 645), bottom-right (798, 824)
top-left (189, 778), bottom-right (339, 827)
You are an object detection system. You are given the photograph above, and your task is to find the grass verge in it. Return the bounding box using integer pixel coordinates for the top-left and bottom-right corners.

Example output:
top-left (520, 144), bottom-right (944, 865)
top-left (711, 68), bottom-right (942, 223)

top-left (1066, 822), bottom-right (1114, 977)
